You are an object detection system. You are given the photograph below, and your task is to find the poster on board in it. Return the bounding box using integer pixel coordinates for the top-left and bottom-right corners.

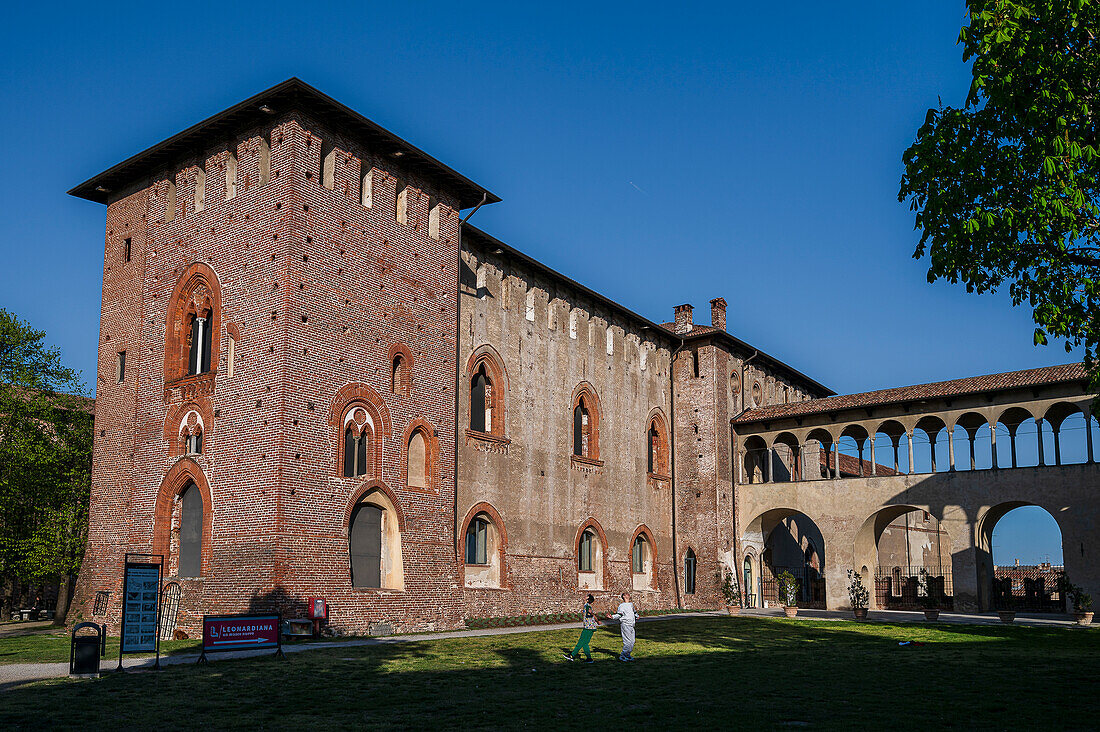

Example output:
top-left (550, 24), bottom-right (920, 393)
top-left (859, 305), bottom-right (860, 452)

top-left (121, 561), bottom-right (161, 653)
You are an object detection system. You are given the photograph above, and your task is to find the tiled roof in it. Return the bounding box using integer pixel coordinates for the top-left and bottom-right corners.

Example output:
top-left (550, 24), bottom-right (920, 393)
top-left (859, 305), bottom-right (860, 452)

top-left (733, 363), bottom-right (1088, 425)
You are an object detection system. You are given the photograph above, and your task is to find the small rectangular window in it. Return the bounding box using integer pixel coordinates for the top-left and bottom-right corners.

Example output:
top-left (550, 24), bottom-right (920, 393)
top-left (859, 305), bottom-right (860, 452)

top-left (226, 334), bottom-right (235, 378)
top-left (123, 238), bottom-right (132, 262)
top-left (116, 351), bottom-right (126, 383)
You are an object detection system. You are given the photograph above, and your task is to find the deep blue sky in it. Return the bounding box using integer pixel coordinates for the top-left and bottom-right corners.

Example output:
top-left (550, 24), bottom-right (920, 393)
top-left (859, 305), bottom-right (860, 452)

top-left (0, 2), bottom-right (1066, 562)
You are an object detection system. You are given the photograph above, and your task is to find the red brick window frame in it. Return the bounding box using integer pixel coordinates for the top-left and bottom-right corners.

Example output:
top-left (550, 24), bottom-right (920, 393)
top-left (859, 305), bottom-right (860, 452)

top-left (164, 263), bottom-right (222, 388)
top-left (647, 409), bottom-right (670, 480)
top-left (165, 399), bottom-right (214, 458)
top-left (575, 518), bottom-right (609, 589)
top-left (152, 459), bottom-right (214, 578)
top-left (388, 343), bottom-right (413, 397)
top-left (330, 383), bottom-right (391, 480)
top-left (459, 501), bottom-right (508, 589)
top-left (402, 418), bottom-right (438, 492)
top-left (465, 345), bottom-right (508, 441)
top-left (630, 524), bottom-right (658, 590)
top-left (571, 382), bottom-right (602, 466)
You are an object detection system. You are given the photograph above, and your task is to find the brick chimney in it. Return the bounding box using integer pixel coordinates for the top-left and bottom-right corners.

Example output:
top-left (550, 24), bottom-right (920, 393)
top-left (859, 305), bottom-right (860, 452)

top-left (710, 297), bottom-right (727, 331)
top-left (673, 304), bottom-right (694, 334)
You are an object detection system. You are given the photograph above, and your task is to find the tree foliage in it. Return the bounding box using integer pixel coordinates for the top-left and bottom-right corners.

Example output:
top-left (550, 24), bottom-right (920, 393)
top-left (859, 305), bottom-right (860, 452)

top-left (0, 309), bottom-right (92, 604)
top-left (900, 1), bottom-right (1100, 383)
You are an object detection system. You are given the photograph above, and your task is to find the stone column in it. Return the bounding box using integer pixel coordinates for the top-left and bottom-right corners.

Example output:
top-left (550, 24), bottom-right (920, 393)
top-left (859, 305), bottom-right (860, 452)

top-left (857, 442), bottom-right (865, 477)
top-left (948, 427), bottom-right (956, 471)
top-left (969, 430), bottom-right (976, 470)
top-left (907, 432), bottom-right (914, 474)
top-left (990, 422), bottom-right (998, 468)
top-left (1037, 419), bottom-right (1045, 466)
top-left (833, 442), bottom-right (841, 480)
top-left (764, 448), bottom-right (772, 483)
top-left (1053, 426), bottom-right (1062, 466)
top-left (870, 438), bottom-right (877, 477)
top-left (1087, 411), bottom-right (1095, 464)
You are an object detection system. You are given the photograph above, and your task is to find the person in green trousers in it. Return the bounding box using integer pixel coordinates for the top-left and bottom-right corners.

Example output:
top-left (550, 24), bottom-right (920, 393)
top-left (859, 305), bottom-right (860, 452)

top-left (563, 594), bottom-right (599, 663)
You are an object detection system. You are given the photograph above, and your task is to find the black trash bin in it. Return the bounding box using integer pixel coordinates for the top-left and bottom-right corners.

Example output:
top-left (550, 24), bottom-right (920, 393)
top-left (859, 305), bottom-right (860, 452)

top-left (70, 622), bottom-right (103, 677)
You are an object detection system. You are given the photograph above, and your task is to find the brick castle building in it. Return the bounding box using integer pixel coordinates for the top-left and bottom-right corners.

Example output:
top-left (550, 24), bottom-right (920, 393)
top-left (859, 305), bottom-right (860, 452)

top-left (69, 79), bottom-right (1022, 633)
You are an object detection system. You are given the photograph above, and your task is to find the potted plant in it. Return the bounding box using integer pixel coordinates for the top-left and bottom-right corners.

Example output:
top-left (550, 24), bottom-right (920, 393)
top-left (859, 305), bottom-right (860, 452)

top-left (1061, 575), bottom-right (1094, 626)
top-left (918, 569), bottom-right (940, 621)
top-left (720, 568), bottom-right (741, 615)
top-left (778, 570), bottom-right (799, 618)
top-left (846, 569), bottom-right (869, 620)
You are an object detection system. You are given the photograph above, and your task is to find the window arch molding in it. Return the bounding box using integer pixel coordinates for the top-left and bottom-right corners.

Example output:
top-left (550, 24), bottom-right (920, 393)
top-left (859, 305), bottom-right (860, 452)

top-left (629, 524), bottom-right (658, 591)
top-left (571, 382), bottom-right (602, 461)
top-left (164, 262), bottom-right (222, 386)
top-left (344, 480), bottom-right (405, 591)
top-left (330, 382), bottom-right (392, 479)
top-left (459, 501), bottom-right (509, 589)
top-left (574, 517), bottom-right (609, 589)
top-left (465, 344), bottom-right (509, 437)
top-left (152, 458), bottom-right (214, 577)
top-left (388, 343), bottom-right (414, 397)
top-left (646, 408), bottom-right (670, 478)
top-left (401, 418), bottom-right (439, 492)
top-left (164, 399), bottom-right (214, 458)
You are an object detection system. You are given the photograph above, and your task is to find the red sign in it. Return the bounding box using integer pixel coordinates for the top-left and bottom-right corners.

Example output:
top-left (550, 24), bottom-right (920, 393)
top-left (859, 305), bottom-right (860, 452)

top-left (202, 614), bottom-right (280, 652)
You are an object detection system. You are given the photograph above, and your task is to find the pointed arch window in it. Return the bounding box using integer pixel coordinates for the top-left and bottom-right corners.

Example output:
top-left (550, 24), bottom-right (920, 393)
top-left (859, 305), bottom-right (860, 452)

top-left (632, 535), bottom-right (648, 574)
top-left (341, 407), bottom-right (374, 478)
top-left (392, 354), bottom-right (410, 396)
top-left (471, 363), bottom-right (492, 433)
top-left (573, 402), bottom-right (588, 457)
top-left (165, 264), bottom-right (221, 386)
top-left (685, 549), bottom-right (697, 594)
top-left (579, 530), bottom-right (595, 572)
top-left (178, 482), bottom-right (203, 578)
top-left (407, 429), bottom-right (428, 488)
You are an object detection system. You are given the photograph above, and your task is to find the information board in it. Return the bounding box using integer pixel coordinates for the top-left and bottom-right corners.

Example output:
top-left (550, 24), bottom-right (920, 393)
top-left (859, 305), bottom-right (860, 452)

top-left (121, 561), bottom-right (161, 653)
top-left (202, 614), bottom-right (281, 653)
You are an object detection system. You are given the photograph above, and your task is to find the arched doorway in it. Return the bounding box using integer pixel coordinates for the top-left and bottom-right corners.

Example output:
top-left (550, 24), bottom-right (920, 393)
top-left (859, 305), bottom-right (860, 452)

top-left (979, 503), bottom-right (1065, 612)
top-left (854, 506), bottom-right (954, 610)
top-left (744, 509), bottom-right (827, 608)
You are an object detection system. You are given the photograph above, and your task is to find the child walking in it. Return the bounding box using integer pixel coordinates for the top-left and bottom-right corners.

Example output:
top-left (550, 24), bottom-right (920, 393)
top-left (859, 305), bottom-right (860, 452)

top-left (564, 594), bottom-right (599, 663)
top-left (610, 592), bottom-right (638, 661)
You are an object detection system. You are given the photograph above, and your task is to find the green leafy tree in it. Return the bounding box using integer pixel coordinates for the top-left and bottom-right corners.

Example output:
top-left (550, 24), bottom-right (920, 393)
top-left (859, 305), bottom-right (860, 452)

top-left (0, 309), bottom-right (92, 623)
top-left (900, 1), bottom-right (1100, 384)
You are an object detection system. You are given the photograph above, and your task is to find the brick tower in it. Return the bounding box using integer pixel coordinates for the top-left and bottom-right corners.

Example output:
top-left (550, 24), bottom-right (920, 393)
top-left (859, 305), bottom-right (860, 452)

top-left (69, 79), bottom-right (498, 634)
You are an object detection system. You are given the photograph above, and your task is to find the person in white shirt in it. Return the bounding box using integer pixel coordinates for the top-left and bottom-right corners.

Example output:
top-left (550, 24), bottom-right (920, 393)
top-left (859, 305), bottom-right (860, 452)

top-left (610, 592), bottom-right (638, 661)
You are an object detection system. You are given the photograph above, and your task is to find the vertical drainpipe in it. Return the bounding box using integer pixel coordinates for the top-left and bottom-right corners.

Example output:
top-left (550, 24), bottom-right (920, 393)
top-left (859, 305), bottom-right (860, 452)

top-left (454, 195), bottom-right (488, 566)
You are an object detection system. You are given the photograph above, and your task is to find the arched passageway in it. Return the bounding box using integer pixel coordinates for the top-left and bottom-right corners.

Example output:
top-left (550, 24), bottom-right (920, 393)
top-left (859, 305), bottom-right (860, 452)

top-left (979, 503), bottom-right (1066, 612)
top-left (743, 509), bottom-right (827, 608)
top-left (854, 506), bottom-right (954, 610)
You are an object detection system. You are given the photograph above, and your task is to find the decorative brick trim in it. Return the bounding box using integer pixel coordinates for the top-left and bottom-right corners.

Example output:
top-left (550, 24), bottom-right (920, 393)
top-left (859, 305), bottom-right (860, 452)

top-left (164, 398), bottom-right (214, 457)
top-left (629, 524), bottom-right (659, 567)
top-left (570, 454), bottom-right (604, 471)
top-left (387, 342), bottom-right (414, 397)
top-left (152, 458), bottom-right (214, 576)
top-left (571, 381), bottom-right (601, 461)
top-left (574, 517), bottom-right (609, 582)
top-left (466, 428), bottom-right (511, 454)
top-left (330, 382), bottom-right (392, 479)
top-left (465, 344), bottom-right (508, 437)
top-left (401, 418), bottom-right (439, 493)
top-left (343, 479), bottom-right (405, 533)
top-left (458, 501), bottom-right (509, 588)
top-left (163, 262), bottom-right (221, 387)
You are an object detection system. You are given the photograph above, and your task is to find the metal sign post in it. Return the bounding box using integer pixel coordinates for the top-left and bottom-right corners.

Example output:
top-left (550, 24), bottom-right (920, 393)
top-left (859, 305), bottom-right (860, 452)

top-left (118, 554), bottom-right (164, 671)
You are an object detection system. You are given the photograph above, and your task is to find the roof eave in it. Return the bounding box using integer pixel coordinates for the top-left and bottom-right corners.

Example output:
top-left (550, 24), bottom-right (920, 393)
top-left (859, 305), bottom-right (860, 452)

top-left (68, 78), bottom-right (500, 209)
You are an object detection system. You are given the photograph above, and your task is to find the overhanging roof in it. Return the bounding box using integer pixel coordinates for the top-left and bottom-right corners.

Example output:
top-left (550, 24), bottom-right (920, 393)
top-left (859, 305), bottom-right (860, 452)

top-left (69, 78), bottom-right (500, 209)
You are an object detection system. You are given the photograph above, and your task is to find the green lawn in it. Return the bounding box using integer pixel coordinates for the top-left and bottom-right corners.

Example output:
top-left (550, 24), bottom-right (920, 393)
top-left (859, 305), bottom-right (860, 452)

top-left (1, 617), bottom-right (1097, 730)
top-left (0, 630), bottom-right (200, 665)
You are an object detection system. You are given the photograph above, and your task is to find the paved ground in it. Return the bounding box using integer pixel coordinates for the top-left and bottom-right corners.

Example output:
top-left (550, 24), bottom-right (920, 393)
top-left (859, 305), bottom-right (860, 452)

top-left (0, 621), bottom-right (55, 639)
top-left (0, 607), bottom-right (1090, 690)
